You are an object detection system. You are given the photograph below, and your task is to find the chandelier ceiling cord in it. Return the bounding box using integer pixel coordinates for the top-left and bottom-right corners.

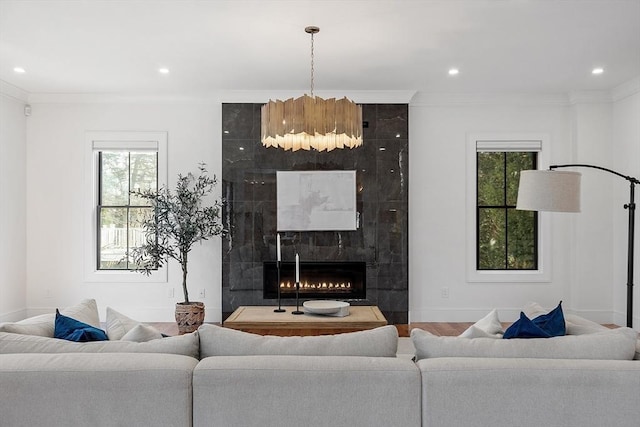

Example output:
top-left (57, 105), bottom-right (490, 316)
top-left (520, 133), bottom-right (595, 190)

top-left (261, 26), bottom-right (363, 152)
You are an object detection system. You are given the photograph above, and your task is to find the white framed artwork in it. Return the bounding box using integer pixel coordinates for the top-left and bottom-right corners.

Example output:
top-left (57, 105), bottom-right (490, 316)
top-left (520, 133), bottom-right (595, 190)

top-left (277, 170), bottom-right (357, 231)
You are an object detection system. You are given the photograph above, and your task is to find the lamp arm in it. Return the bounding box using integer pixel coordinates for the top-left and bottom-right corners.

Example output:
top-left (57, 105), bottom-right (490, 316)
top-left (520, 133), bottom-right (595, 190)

top-left (550, 163), bottom-right (640, 185)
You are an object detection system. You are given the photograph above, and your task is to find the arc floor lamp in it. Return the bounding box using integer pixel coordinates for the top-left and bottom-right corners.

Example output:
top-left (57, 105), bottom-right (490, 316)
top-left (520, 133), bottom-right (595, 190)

top-left (517, 164), bottom-right (639, 328)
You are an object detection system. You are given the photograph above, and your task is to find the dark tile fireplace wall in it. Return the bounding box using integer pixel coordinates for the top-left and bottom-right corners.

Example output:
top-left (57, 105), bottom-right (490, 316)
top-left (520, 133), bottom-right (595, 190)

top-left (221, 103), bottom-right (408, 324)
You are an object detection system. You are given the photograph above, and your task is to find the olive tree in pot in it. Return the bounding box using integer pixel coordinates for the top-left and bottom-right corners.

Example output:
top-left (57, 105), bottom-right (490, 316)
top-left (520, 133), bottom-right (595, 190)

top-left (130, 163), bottom-right (225, 334)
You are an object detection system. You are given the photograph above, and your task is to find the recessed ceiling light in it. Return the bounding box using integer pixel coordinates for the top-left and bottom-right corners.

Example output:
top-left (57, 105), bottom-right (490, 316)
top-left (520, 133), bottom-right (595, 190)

top-left (13, 67), bottom-right (26, 74)
top-left (592, 67), bottom-right (604, 75)
top-left (448, 68), bottom-right (459, 76)
top-left (158, 67), bottom-right (170, 74)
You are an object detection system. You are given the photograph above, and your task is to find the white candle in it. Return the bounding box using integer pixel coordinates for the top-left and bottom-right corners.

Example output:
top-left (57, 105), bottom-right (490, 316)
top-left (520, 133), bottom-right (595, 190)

top-left (276, 233), bottom-right (281, 262)
top-left (295, 253), bottom-right (300, 283)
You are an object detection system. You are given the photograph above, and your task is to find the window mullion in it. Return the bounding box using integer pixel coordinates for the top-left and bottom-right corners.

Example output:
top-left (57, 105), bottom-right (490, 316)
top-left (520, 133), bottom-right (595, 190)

top-left (503, 152), bottom-right (509, 269)
top-left (126, 153), bottom-right (131, 269)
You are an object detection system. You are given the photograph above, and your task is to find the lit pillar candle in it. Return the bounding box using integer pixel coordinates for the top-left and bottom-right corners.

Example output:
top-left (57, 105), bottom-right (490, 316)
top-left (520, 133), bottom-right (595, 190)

top-left (276, 233), bottom-right (281, 262)
top-left (295, 253), bottom-right (300, 283)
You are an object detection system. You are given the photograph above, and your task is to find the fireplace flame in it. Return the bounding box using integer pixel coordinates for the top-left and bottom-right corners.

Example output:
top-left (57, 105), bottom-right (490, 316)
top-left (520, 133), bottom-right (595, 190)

top-left (280, 281), bottom-right (352, 290)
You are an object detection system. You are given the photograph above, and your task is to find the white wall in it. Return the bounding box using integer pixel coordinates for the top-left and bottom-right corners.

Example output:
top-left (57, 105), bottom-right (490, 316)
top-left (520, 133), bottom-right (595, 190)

top-left (25, 98), bottom-right (223, 322)
top-left (10, 78), bottom-right (639, 327)
top-left (408, 94), bottom-right (576, 323)
top-left (612, 78), bottom-right (640, 326)
top-left (566, 98), bottom-right (614, 322)
top-left (407, 84), bottom-right (639, 327)
top-left (0, 88), bottom-right (27, 321)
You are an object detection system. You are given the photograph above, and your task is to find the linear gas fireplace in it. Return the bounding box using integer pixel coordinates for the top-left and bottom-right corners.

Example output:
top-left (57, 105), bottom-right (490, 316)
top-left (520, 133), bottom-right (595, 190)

top-left (263, 261), bottom-right (366, 300)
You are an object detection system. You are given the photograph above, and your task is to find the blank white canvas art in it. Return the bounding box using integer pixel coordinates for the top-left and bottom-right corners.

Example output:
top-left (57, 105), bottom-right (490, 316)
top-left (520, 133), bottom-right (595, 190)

top-left (277, 170), bottom-right (357, 231)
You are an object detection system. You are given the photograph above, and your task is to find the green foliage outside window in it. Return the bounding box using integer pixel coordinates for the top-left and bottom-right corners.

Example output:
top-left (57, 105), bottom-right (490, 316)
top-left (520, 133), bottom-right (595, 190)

top-left (98, 151), bottom-right (157, 270)
top-left (477, 151), bottom-right (537, 270)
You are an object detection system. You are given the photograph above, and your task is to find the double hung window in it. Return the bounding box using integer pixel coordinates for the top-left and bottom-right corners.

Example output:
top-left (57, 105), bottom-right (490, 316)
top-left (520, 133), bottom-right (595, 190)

top-left (97, 150), bottom-right (157, 270)
top-left (476, 149), bottom-right (537, 270)
top-left (84, 131), bottom-right (167, 282)
top-left (466, 134), bottom-right (550, 282)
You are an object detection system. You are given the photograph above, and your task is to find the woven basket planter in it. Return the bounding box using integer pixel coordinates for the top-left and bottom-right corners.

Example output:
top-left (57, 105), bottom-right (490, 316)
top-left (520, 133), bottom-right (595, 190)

top-left (175, 302), bottom-right (205, 334)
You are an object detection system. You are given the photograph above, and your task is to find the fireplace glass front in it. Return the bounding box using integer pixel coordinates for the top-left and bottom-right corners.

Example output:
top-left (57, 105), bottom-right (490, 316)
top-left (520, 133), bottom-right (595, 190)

top-left (263, 261), bottom-right (366, 300)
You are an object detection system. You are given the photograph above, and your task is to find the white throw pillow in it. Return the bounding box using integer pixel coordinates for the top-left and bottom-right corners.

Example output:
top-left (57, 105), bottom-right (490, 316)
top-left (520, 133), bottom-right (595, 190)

top-left (105, 307), bottom-right (145, 340)
top-left (0, 299), bottom-right (100, 337)
top-left (121, 324), bottom-right (164, 342)
top-left (522, 301), bottom-right (548, 318)
top-left (459, 309), bottom-right (503, 338)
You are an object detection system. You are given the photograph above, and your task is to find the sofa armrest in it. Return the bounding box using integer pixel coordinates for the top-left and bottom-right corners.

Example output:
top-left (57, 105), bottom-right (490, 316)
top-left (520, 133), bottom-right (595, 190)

top-left (418, 357), bottom-right (640, 427)
top-left (0, 353), bottom-right (198, 427)
top-left (193, 355), bottom-right (421, 427)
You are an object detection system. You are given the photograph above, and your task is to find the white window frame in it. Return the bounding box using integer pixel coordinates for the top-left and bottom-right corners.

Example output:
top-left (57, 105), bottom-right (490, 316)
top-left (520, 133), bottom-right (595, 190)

top-left (466, 132), bottom-right (552, 283)
top-left (84, 131), bottom-right (168, 283)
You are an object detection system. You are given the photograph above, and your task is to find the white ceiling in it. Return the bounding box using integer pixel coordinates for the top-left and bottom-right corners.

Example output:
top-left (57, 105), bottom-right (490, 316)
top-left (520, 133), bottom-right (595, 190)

top-left (1, 0), bottom-right (639, 97)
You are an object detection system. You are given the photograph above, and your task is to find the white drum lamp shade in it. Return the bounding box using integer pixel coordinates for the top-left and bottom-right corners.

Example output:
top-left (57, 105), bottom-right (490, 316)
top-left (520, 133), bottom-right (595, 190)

top-left (516, 170), bottom-right (581, 213)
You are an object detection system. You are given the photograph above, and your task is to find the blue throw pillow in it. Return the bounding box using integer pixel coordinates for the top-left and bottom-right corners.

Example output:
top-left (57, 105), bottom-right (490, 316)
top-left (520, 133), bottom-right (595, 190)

top-left (532, 301), bottom-right (566, 337)
top-left (503, 312), bottom-right (551, 339)
top-left (504, 301), bottom-right (566, 339)
top-left (54, 309), bottom-right (108, 342)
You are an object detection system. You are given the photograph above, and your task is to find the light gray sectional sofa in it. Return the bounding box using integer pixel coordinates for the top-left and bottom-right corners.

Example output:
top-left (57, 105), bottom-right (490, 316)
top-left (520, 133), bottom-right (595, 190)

top-left (0, 352), bottom-right (198, 427)
top-left (0, 324), bottom-right (421, 427)
top-left (418, 357), bottom-right (640, 427)
top-left (1, 300), bottom-right (640, 427)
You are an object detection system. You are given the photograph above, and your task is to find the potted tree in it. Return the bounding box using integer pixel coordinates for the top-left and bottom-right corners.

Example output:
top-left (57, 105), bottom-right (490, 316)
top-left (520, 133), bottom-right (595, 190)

top-left (130, 163), bottom-right (225, 334)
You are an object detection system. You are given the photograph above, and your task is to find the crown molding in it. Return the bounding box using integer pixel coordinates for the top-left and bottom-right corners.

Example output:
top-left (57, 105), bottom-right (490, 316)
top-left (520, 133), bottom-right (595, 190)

top-left (26, 93), bottom-right (220, 105)
top-left (0, 80), bottom-right (29, 103)
top-left (410, 92), bottom-right (569, 107)
top-left (26, 90), bottom-right (416, 105)
top-left (218, 90), bottom-right (416, 104)
top-left (611, 76), bottom-right (640, 102)
top-left (19, 82), bottom-right (639, 107)
top-left (568, 90), bottom-right (613, 105)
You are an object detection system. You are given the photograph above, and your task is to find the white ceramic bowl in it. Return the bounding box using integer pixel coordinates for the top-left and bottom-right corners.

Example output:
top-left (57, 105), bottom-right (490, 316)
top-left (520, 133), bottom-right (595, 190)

top-left (303, 300), bottom-right (350, 314)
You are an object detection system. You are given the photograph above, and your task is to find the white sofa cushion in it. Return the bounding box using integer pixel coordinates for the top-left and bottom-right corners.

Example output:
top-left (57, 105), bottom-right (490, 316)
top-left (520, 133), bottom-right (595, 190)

top-left (0, 331), bottom-right (199, 359)
top-left (198, 324), bottom-right (398, 358)
top-left (411, 327), bottom-right (637, 361)
top-left (0, 299), bottom-right (100, 337)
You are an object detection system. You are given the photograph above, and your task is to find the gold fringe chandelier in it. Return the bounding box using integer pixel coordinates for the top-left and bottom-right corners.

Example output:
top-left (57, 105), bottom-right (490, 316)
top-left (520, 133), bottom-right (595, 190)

top-left (261, 26), bottom-right (363, 152)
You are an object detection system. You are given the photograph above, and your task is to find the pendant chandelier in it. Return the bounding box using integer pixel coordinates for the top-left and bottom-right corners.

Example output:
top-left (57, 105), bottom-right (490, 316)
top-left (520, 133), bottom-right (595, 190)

top-left (261, 26), bottom-right (363, 152)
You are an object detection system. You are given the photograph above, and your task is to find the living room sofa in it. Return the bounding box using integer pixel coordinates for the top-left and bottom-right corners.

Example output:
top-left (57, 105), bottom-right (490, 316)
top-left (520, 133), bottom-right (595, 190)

top-left (0, 325), bottom-right (422, 427)
top-left (0, 352), bottom-right (421, 427)
top-left (2, 348), bottom-right (640, 427)
top-left (1, 300), bottom-right (640, 427)
top-left (418, 357), bottom-right (640, 427)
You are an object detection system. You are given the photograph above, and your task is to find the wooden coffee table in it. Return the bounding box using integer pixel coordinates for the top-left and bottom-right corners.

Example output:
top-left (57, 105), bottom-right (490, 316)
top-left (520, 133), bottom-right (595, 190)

top-left (223, 305), bottom-right (387, 336)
